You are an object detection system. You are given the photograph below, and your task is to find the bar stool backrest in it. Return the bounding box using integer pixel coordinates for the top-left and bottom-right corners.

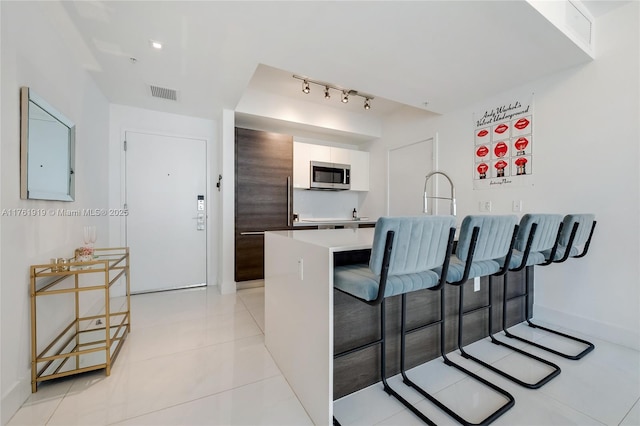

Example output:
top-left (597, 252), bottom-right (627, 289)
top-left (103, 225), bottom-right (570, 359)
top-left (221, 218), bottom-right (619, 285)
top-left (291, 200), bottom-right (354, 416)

top-left (515, 214), bottom-right (563, 252)
top-left (559, 214), bottom-right (595, 248)
top-left (456, 215), bottom-right (518, 262)
top-left (370, 216), bottom-right (456, 276)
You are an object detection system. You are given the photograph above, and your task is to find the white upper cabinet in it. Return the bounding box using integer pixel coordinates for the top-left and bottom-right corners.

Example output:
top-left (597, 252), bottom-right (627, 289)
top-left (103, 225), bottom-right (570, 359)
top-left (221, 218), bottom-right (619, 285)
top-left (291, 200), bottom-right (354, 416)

top-left (293, 142), bottom-right (370, 191)
top-left (347, 149), bottom-right (370, 192)
top-left (328, 146), bottom-right (350, 165)
top-left (293, 143), bottom-right (330, 189)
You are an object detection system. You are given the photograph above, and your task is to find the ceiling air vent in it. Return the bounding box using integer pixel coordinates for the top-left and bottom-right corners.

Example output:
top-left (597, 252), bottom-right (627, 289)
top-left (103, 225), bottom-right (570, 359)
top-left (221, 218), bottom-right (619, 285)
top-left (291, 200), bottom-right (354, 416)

top-left (149, 85), bottom-right (178, 101)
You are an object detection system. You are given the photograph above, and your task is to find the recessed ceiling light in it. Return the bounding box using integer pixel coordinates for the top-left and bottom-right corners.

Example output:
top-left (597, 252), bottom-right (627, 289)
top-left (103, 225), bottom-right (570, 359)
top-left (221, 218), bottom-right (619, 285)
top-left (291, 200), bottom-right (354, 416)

top-left (150, 40), bottom-right (163, 50)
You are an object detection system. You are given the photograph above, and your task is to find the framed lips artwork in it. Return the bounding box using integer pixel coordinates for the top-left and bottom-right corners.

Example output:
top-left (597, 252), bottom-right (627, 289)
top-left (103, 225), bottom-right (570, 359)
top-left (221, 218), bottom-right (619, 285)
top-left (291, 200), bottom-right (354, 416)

top-left (493, 122), bottom-right (510, 139)
top-left (512, 155), bottom-right (532, 176)
top-left (473, 95), bottom-right (534, 189)
top-left (512, 136), bottom-right (532, 156)
top-left (511, 116), bottom-right (532, 137)
top-left (492, 141), bottom-right (509, 159)
top-left (475, 144), bottom-right (490, 161)
top-left (493, 159), bottom-right (510, 178)
top-left (475, 127), bottom-right (490, 145)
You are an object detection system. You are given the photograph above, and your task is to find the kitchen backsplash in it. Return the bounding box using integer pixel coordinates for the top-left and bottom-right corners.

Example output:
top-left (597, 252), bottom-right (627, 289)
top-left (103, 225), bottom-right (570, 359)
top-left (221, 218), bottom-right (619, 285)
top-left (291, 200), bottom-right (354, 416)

top-left (294, 189), bottom-right (360, 220)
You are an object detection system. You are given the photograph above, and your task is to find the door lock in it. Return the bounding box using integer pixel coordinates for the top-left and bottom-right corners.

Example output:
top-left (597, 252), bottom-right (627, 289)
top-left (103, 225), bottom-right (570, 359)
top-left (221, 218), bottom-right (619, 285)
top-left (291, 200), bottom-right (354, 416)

top-left (196, 195), bottom-right (205, 230)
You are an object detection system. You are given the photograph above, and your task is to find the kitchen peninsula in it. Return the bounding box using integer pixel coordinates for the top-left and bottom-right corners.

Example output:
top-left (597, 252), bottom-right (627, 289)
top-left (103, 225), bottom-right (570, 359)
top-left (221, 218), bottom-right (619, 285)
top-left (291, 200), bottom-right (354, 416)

top-left (264, 228), bottom-right (375, 425)
top-left (264, 227), bottom-right (530, 425)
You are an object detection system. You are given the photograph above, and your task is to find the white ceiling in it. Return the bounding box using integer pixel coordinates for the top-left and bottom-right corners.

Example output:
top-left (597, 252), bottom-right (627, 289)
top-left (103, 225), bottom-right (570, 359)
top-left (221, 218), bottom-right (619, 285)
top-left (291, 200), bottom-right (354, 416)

top-left (51, 1), bottom-right (619, 124)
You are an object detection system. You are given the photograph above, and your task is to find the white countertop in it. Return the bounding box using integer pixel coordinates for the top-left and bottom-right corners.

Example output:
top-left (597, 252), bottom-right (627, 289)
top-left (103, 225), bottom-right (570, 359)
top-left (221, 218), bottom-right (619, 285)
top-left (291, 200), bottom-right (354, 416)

top-left (293, 218), bottom-right (377, 227)
top-left (267, 228), bottom-right (375, 252)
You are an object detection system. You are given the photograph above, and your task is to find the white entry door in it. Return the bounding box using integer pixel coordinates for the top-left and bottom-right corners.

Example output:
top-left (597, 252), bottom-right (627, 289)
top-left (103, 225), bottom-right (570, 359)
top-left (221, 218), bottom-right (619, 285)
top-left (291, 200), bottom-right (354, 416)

top-left (125, 131), bottom-right (207, 293)
top-left (388, 138), bottom-right (434, 216)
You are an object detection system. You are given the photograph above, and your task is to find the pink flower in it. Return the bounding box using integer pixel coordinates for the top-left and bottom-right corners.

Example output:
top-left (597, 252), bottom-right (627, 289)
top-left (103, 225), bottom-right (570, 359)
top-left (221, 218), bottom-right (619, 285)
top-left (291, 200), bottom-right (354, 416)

top-left (79, 246), bottom-right (94, 257)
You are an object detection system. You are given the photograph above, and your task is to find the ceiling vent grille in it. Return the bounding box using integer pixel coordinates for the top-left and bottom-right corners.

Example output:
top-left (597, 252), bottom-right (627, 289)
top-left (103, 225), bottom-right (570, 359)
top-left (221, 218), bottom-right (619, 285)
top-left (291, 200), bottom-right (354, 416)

top-left (149, 85), bottom-right (178, 101)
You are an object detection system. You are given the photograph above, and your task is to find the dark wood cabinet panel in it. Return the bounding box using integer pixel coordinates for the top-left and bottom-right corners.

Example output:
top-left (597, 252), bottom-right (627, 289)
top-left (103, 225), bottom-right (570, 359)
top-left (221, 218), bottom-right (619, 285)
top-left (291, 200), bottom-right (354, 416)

top-left (235, 233), bottom-right (265, 282)
top-left (235, 128), bottom-right (293, 281)
top-left (333, 267), bottom-right (532, 399)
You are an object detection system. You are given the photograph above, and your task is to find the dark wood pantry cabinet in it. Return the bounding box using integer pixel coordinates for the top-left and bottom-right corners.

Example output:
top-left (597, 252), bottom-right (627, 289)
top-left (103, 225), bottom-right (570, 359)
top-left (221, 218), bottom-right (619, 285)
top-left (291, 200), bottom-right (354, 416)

top-left (235, 128), bottom-right (293, 282)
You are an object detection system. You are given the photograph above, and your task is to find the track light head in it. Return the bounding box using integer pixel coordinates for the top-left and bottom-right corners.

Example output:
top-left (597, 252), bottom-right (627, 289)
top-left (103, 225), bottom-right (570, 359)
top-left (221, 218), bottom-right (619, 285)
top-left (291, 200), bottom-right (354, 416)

top-left (302, 80), bottom-right (310, 94)
top-left (342, 91), bottom-right (349, 103)
top-left (364, 98), bottom-right (371, 110)
top-left (324, 86), bottom-right (331, 99)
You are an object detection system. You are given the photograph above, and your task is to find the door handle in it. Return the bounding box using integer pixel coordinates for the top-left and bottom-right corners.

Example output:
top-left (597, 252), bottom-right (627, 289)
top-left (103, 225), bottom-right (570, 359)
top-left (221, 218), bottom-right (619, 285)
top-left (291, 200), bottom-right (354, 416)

top-left (287, 176), bottom-right (292, 227)
top-left (240, 231), bottom-right (265, 236)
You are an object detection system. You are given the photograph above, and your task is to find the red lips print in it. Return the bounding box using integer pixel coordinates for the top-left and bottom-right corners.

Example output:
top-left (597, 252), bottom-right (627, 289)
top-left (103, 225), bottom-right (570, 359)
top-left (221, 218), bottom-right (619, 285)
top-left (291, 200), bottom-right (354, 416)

top-left (514, 118), bottom-right (530, 130)
top-left (515, 157), bottom-right (528, 166)
top-left (494, 142), bottom-right (508, 157)
top-left (494, 124), bottom-right (509, 134)
top-left (477, 163), bottom-right (488, 174)
top-left (495, 160), bottom-right (508, 170)
top-left (514, 137), bottom-right (529, 150)
top-left (476, 146), bottom-right (489, 157)
top-left (477, 129), bottom-right (489, 138)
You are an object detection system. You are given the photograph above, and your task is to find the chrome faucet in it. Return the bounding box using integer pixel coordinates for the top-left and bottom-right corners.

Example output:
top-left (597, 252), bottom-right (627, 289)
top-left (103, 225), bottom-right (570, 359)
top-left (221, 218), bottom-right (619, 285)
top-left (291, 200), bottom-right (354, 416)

top-left (423, 171), bottom-right (456, 216)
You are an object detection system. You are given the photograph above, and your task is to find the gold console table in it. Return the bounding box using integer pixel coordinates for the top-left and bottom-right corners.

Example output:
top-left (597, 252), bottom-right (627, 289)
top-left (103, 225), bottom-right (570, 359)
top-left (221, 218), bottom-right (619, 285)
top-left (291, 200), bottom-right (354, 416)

top-left (30, 247), bottom-right (130, 392)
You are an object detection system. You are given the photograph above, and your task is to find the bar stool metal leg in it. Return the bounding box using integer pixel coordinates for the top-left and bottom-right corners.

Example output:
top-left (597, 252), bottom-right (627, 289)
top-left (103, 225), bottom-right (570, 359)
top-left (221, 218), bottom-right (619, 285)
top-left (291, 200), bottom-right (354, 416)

top-left (502, 218), bottom-right (597, 360)
top-left (400, 285), bottom-right (515, 426)
top-left (502, 266), bottom-right (595, 360)
top-left (457, 275), bottom-right (561, 389)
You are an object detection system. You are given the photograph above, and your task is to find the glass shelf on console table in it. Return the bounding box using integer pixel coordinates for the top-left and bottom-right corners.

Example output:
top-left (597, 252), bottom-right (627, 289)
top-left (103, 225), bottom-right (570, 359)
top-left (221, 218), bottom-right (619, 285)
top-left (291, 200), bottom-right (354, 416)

top-left (29, 247), bottom-right (130, 392)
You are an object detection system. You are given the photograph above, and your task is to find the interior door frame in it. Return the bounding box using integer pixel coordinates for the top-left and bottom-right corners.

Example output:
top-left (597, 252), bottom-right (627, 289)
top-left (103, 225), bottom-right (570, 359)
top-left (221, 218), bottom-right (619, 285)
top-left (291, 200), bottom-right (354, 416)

top-left (386, 133), bottom-right (438, 216)
top-left (120, 128), bottom-right (212, 291)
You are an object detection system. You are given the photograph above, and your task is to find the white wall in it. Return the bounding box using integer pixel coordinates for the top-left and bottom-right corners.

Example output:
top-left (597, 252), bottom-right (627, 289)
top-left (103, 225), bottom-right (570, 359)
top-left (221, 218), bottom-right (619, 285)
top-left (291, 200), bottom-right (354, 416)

top-left (1, 2), bottom-right (111, 422)
top-left (363, 3), bottom-right (640, 349)
top-left (107, 105), bottom-right (219, 289)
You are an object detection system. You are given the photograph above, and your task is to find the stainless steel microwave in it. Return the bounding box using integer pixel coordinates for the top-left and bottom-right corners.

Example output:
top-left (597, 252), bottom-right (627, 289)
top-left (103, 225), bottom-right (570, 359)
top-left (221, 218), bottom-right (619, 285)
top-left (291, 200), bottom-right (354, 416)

top-left (310, 161), bottom-right (351, 190)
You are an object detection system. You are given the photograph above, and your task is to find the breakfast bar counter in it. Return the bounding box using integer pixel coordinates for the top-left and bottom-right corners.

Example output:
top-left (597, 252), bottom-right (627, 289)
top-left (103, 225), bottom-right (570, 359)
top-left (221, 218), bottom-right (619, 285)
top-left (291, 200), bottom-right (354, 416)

top-left (264, 228), bottom-right (530, 425)
top-left (264, 228), bottom-right (374, 425)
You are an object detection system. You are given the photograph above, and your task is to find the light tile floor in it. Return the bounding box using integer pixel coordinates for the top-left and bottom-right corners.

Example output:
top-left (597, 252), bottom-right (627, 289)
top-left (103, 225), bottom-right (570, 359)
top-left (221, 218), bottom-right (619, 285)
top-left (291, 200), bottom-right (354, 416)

top-left (8, 286), bottom-right (640, 426)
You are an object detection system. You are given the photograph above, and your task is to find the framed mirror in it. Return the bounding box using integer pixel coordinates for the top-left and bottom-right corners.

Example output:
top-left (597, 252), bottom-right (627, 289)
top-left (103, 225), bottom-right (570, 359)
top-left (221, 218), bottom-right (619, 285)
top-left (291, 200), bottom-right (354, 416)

top-left (20, 87), bottom-right (75, 201)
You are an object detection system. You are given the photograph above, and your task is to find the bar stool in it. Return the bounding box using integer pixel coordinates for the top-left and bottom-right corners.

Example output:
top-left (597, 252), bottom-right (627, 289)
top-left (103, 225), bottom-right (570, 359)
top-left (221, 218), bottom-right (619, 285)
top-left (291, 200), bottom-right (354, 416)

top-left (400, 215), bottom-right (518, 425)
top-left (333, 215), bottom-right (456, 426)
top-left (502, 213), bottom-right (597, 360)
top-left (467, 214), bottom-right (565, 388)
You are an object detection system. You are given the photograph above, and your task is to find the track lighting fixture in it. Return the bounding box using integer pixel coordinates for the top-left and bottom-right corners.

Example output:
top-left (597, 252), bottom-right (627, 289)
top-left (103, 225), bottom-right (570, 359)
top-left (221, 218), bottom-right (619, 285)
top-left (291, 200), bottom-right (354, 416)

top-left (292, 74), bottom-right (374, 110)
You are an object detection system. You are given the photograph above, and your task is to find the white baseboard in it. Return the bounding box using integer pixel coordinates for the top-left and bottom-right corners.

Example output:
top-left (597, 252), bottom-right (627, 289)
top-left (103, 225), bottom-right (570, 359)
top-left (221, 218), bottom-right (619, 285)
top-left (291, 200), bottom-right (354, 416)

top-left (2, 373), bottom-right (31, 426)
top-left (218, 279), bottom-right (236, 294)
top-left (534, 304), bottom-right (640, 351)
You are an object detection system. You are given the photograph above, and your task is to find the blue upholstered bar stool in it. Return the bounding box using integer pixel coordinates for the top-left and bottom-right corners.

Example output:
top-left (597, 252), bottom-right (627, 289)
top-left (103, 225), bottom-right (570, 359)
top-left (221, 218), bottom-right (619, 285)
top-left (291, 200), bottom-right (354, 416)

top-left (333, 215), bottom-right (456, 426)
top-left (400, 215), bottom-right (518, 425)
top-left (502, 213), bottom-right (597, 360)
top-left (466, 214), bottom-right (566, 388)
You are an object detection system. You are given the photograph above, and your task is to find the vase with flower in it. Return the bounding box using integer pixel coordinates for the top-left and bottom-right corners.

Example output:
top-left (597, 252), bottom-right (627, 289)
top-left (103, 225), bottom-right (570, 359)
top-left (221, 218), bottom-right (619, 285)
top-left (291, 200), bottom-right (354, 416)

top-left (76, 245), bottom-right (94, 262)
top-left (76, 226), bottom-right (97, 262)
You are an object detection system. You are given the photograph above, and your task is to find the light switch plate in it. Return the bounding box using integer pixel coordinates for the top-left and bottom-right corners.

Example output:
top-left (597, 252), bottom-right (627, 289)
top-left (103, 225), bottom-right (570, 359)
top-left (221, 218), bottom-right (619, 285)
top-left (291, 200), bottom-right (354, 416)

top-left (474, 277), bottom-right (481, 292)
top-left (298, 258), bottom-right (304, 281)
top-left (479, 201), bottom-right (492, 212)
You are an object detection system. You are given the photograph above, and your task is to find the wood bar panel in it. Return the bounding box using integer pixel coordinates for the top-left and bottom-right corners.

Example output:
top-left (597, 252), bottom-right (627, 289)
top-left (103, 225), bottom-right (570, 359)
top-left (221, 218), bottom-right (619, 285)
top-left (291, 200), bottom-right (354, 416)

top-left (333, 265), bottom-right (532, 399)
